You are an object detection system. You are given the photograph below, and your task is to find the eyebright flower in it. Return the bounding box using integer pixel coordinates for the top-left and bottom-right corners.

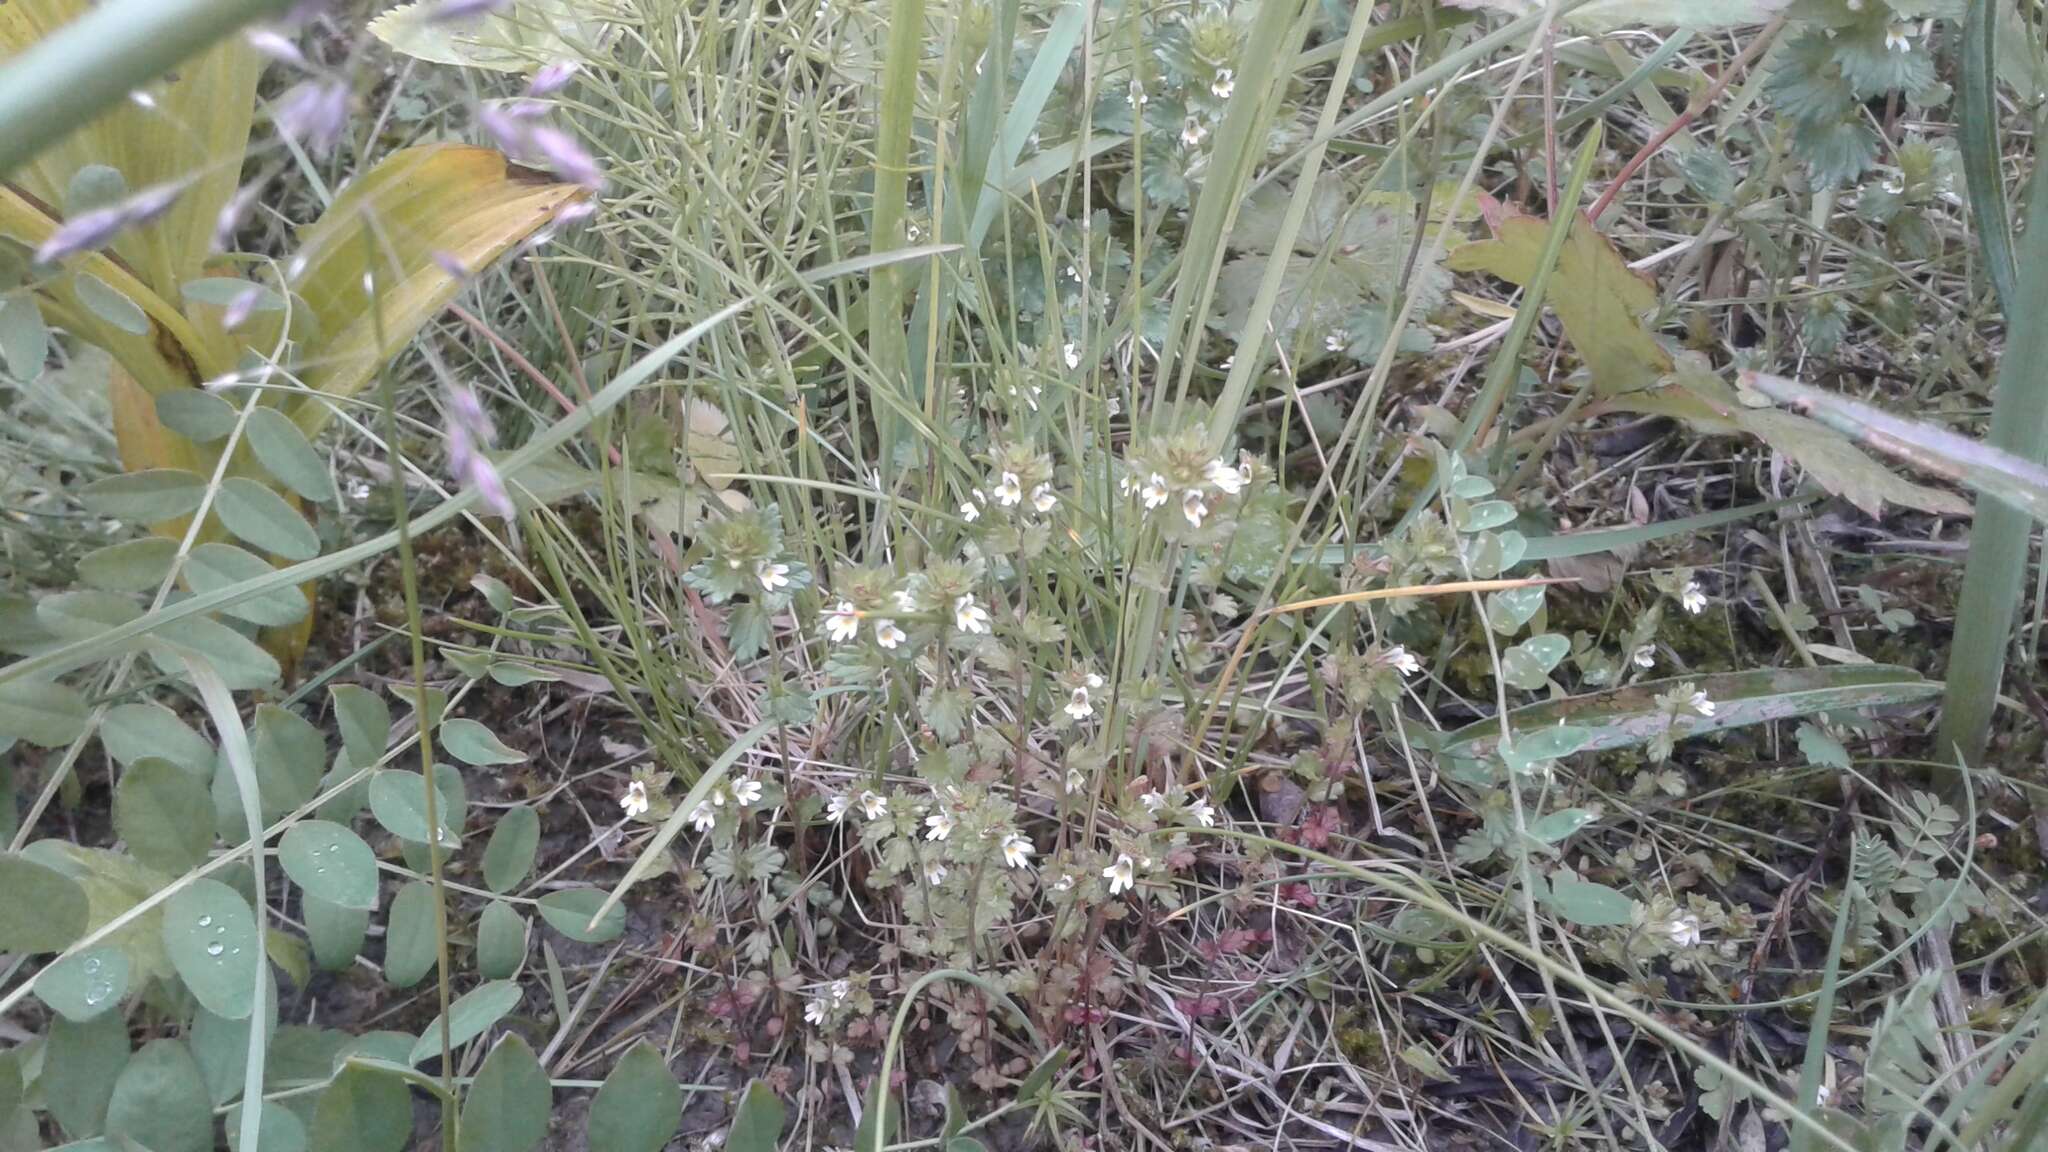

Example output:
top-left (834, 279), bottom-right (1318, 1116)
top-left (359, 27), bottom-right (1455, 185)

top-left (1206, 459), bottom-right (1245, 495)
top-left (1381, 646), bottom-right (1421, 677)
top-left (1666, 913), bottom-right (1703, 947)
top-left (1064, 687), bottom-right (1093, 720)
top-left (1324, 332), bottom-right (1344, 353)
top-left (993, 471), bottom-right (1023, 507)
top-left (756, 561), bottom-right (790, 593)
top-left (1680, 581), bottom-right (1708, 615)
top-left (689, 802), bottom-right (716, 833)
top-left (1140, 473), bottom-right (1170, 510)
top-left (825, 793), bottom-right (851, 822)
top-left (1140, 791), bottom-right (1167, 815)
top-left (953, 594), bottom-right (990, 634)
top-left (1689, 690), bottom-right (1716, 718)
top-left (1103, 853), bottom-right (1136, 895)
top-left (1885, 23), bottom-right (1911, 52)
top-left (1182, 490), bottom-right (1209, 528)
top-left (1187, 799), bottom-right (1217, 827)
top-left (1063, 342), bottom-right (1082, 369)
top-left (924, 811), bottom-right (954, 842)
top-left (1063, 767), bottom-right (1086, 794)
top-left (1000, 831), bottom-right (1034, 869)
top-left (803, 998), bottom-right (829, 1026)
top-left (730, 778), bottom-right (764, 807)
top-left (1633, 644), bottom-right (1656, 669)
top-left (824, 601), bottom-right (860, 643)
top-left (874, 619), bottom-right (906, 649)
top-left (1031, 483), bottom-right (1058, 513)
top-left (1179, 116), bottom-right (1206, 149)
top-left (857, 790), bottom-right (888, 821)
top-left (1211, 67), bottom-right (1235, 99)
top-left (925, 861), bottom-right (948, 884)
top-left (829, 978), bottom-right (850, 1001)
top-left (960, 500), bottom-right (980, 523)
top-left (620, 780), bottom-right (649, 818)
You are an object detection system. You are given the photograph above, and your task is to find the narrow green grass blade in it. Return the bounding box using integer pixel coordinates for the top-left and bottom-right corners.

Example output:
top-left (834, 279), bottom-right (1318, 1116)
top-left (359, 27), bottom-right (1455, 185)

top-left (966, 4), bottom-right (1087, 250)
top-left (866, 0), bottom-right (930, 469)
top-left (1789, 876), bottom-right (1857, 1152)
top-left (1959, 0), bottom-right (2016, 314)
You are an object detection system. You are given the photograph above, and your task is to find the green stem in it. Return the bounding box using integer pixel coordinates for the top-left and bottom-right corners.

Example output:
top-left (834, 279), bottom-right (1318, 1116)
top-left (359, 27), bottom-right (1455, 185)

top-left (0, 0), bottom-right (290, 178)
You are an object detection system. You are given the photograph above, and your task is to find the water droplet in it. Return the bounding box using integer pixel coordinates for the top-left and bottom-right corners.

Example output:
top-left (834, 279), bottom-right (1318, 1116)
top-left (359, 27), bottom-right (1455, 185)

top-left (205, 942), bottom-right (225, 957)
top-left (83, 957), bottom-right (100, 973)
top-left (84, 983), bottom-right (109, 1006)
top-left (197, 915), bottom-right (213, 927)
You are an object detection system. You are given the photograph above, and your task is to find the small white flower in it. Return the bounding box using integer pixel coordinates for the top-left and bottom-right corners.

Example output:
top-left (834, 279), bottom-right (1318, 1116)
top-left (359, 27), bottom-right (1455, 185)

top-left (1815, 1083), bottom-right (1832, 1106)
top-left (1211, 67), bottom-right (1234, 99)
top-left (1051, 872), bottom-right (1074, 892)
top-left (824, 601), bottom-right (861, 643)
top-left (1188, 799), bottom-right (1217, 827)
top-left (804, 998), bottom-right (829, 1026)
top-left (1031, 483), bottom-right (1058, 513)
top-left (1140, 792), bottom-right (1167, 815)
top-left (1063, 342), bottom-right (1082, 369)
top-left (1063, 767), bottom-right (1086, 794)
top-left (1382, 645), bottom-right (1421, 677)
top-left (1885, 23), bottom-right (1911, 53)
top-left (892, 589), bottom-right (918, 613)
top-left (857, 790), bottom-right (889, 821)
top-left (1182, 489), bottom-right (1209, 528)
top-left (1103, 853), bottom-right (1136, 895)
top-left (925, 811), bottom-right (954, 842)
top-left (1325, 331), bottom-right (1344, 353)
top-left (1140, 473), bottom-right (1170, 510)
top-left (1665, 913), bottom-right (1703, 948)
top-left (925, 861), bottom-right (947, 884)
top-left (756, 561), bottom-right (791, 593)
top-left (1179, 116), bottom-right (1206, 149)
top-left (1689, 690), bottom-right (1716, 718)
top-left (689, 802), bottom-right (716, 833)
top-left (1000, 830), bottom-right (1034, 869)
top-left (347, 478), bottom-right (374, 502)
top-left (828, 978), bottom-right (850, 1002)
top-left (731, 778), bottom-right (764, 807)
top-left (993, 471), bottom-right (1023, 507)
top-left (1064, 687), bottom-right (1093, 720)
top-left (1680, 581), bottom-right (1708, 615)
top-left (621, 780), bottom-right (650, 818)
top-left (825, 793), bottom-right (851, 822)
top-left (953, 594), bottom-right (990, 634)
top-left (874, 619), bottom-right (906, 649)
top-left (1206, 459), bottom-right (1245, 495)
top-left (1633, 644), bottom-right (1656, 669)
top-left (1127, 78), bottom-right (1147, 106)
top-left (960, 501), bottom-right (980, 523)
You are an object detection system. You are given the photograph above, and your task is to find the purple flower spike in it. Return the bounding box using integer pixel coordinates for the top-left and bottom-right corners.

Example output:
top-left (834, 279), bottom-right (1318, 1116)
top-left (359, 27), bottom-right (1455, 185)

top-left (221, 286), bottom-right (263, 331)
top-left (425, 0), bottom-right (507, 22)
top-left (527, 61), bottom-right (580, 97)
top-left (276, 79), bottom-right (351, 156)
top-left (244, 28), bottom-right (307, 67)
top-left (529, 125), bottom-right (605, 191)
top-left (36, 182), bottom-right (183, 264)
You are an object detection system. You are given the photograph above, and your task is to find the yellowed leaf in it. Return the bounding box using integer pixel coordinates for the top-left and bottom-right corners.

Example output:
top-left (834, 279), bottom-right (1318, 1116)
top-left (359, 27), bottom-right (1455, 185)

top-left (1448, 212), bottom-right (1671, 395)
top-left (283, 144), bottom-right (590, 438)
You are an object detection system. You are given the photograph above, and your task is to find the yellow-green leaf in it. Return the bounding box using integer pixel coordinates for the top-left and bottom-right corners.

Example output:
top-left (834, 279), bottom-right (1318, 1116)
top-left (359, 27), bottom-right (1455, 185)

top-left (368, 0), bottom-right (613, 72)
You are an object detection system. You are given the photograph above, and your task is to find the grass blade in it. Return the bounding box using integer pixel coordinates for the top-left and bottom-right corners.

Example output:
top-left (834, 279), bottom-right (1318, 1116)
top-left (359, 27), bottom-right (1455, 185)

top-left (1959, 0), bottom-right (2016, 314)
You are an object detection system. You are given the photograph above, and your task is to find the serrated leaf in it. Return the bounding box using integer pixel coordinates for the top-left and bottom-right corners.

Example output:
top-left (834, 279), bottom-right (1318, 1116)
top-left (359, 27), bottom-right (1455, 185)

top-left (114, 757), bottom-right (214, 873)
top-left (382, 880), bottom-right (438, 988)
top-left (45, 1011), bottom-right (129, 1139)
top-left (246, 407), bottom-right (336, 504)
top-left (105, 1039), bottom-right (213, 1152)
top-left (310, 1063), bottom-right (414, 1152)
top-left (330, 684), bottom-right (391, 769)
top-left (536, 887), bottom-right (625, 943)
top-left (161, 879), bottom-right (261, 1019)
top-left (305, 893), bottom-right (370, 971)
top-left (183, 542), bottom-right (309, 627)
top-left (1546, 873), bottom-right (1635, 926)
top-left (34, 947), bottom-right (129, 1022)
top-left (368, 769), bottom-right (462, 848)
top-left (216, 477), bottom-right (321, 560)
top-left (586, 1042), bottom-right (681, 1152)
top-left (74, 272), bottom-right (149, 334)
top-left (0, 293), bottom-right (48, 380)
top-left (727, 1080), bottom-right (786, 1152)
top-left (103, 703), bottom-right (212, 776)
top-left (79, 536), bottom-right (180, 591)
top-left (408, 979), bottom-right (522, 1066)
top-left (476, 900), bottom-right (527, 979)
top-left (440, 717), bottom-right (526, 766)
top-left (0, 677), bottom-right (90, 747)
top-left (79, 468), bottom-right (207, 523)
top-left (481, 806), bottom-right (539, 893)
top-left (154, 389), bottom-right (240, 442)
top-left (459, 1035), bottom-right (550, 1152)
top-left (280, 821), bottom-right (379, 910)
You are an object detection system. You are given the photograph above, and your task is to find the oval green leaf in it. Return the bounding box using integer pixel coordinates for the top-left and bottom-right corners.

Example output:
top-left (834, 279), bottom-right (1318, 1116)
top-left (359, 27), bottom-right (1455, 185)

top-left (79, 536), bottom-right (180, 592)
top-left (45, 1011), bottom-right (129, 1140)
top-left (216, 477), bottom-right (321, 560)
top-left (34, 947), bottom-right (130, 1022)
top-left (330, 684), bottom-right (392, 769)
top-left (155, 389), bottom-right (241, 442)
top-left (79, 468), bottom-right (207, 523)
top-left (183, 542), bottom-right (308, 627)
top-left (439, 717), bottom-right (526, 766)
top-left (161, 879), bottom-right (261, 1020)
top-left (75, 272), bottom-right (149, 334)
top-left (102, 702), bottom-right (213, 774)
top-left (475, 900), bottom-right (526, 980)
top-left (407, 979), bottom-right (522, 1066)
top-left (368, 769), bottom-right (461, 848)
top-left (536, 887), bottom-right (624, 943)
top-left (481, 805), bottom-right (539, 893)
top-left (105, 1039), bottom-right (213, 1152)
top-left (114, 757), bottom-right (215, 873)
top-left (36, 589), bottom-right (142, 640)
top-left (586, 1042), bottom-right (681, 1152)
top-left (280, 821), bottom-right (380, 911)
top-left (305, 893), bottom-right (369, 971)
top-left (382, 880), bottom-right (438, 988)
top-left (0, 851), bottom-right (89, 952)
top-left (457, 1034), bottom-right (550, 1152)
top-left (310, 1063), bottom-right (413, 1152)
top-left (0, 678), bottom-right (90, 748)
top-left (727, 1080), bottom-right (786, 1152)
top-left (246, 407), bottom-right (336, 504)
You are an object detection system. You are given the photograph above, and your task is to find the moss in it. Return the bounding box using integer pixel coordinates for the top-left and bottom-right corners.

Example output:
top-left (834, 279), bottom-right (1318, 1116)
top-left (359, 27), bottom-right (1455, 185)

top-left (1334, 1011), bottom-right (1393, 1073)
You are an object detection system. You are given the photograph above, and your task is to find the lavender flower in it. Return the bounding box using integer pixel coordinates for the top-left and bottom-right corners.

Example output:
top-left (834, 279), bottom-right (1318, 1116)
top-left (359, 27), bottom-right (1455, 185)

top-left (221, 286), bottom-right (264, 331)
top-left (476, 100), bottom-right (604, 191)
top-left (445, 385), bottom-right (515, 517)
top-left (244, 28), bottom-right (307, 67)
top-left (425, 0), bottom-right (507, 21)
top-left (527, 61), bottom-right (580, 97)
top-left (528, 125), bottom-right (605, 190)
top-left (275, 79), bottom-right (350, 156)
top-left (36, 183), bottom-right (182, 264)
top-left (213, 182), bottom-right (262, 253)
top-left (431, 250), bottom-right (472, 279)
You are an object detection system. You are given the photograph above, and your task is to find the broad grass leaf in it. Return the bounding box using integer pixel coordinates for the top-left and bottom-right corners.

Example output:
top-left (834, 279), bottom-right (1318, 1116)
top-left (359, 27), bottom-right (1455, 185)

top-left (305, 894), bottom-right (370, 971)
top-left (476, 900), bottom-right (527, 979)
top-left (440, 717), bottom-right (526, 766)
top-left (161, 879), bottom-right (261, 1020)
top-left (0, 850), bottom-right (89, 951)
top-left (586, 1042), bottom-right (682, 1152)
top-left (78, 468), bottom-right (207, 523)
top-left (330, 683), bottom-right (392, 769)
top-left (114, 757), bottom-right (214, 873)
top-left (34, 947), bottom-right (129, 1022)
top-left (727, 1080), bottom-right (786, 1152)
top-left (368, 769), bottom-right (462, 848)
top-left (458, 1035), bottom-right (550, 1152)
top-left (216, 477), bottom-right (321, 560)
top-left (481, 806), bottom-right (540, 893)
top-left (105, 1039), bottom-right (213, 1152)
top-left (45, 1011), bottom-right (129, 1139)
top-left (382, 880), bottom-right (438, 988)
top-left (79, 536), bottom-right (180, 591)
top-left (154, 388), bottom-right (239, 442)
top-left (285, 145), bottom-right (589, 440)
top-left (246, 407), bottom-right (337, 505)
top-left (536, 887), bottom-right (625, 943)
top-left (0, 677), bottom-right (89, 747)
top-left (280, 821), bottom-right (379, 911)
top-left (408, 979), bottom-right (523, 1066)
top-left (310, 1063), bottom-right (414, 1152)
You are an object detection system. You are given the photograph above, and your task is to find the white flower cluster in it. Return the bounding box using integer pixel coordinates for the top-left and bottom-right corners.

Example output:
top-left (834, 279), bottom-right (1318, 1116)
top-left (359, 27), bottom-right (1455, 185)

top-left (686, 777), bottom-right (765, 832)
top-left (1119, 452), bottom-right (1252, 529)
